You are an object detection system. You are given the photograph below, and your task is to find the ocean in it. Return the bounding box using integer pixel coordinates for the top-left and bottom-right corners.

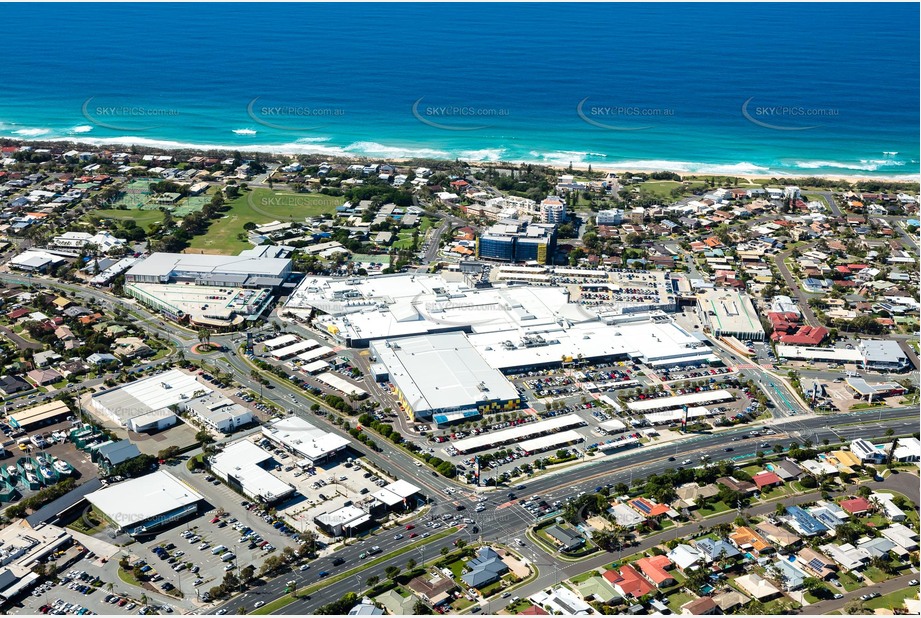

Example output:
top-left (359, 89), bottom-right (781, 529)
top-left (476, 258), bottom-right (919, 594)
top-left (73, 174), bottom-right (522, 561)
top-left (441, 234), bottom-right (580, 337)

top-left (1, 3), bottom-right (918, 179)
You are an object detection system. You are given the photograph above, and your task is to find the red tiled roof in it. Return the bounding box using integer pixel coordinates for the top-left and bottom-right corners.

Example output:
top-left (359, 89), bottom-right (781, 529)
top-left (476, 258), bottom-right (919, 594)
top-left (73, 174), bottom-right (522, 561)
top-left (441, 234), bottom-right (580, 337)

top-left (778, 325), bottom-right (828, 346)
top-left (840, 497), bottom-right (871, 514)
top-left (634, 555), bottom-right (674, 585)
top-left (520, 605), bottom-right (549, 615)
top-left (604, 565), bottom-right (655, 598)
top-left (752, 471), bottom-right (783, 489)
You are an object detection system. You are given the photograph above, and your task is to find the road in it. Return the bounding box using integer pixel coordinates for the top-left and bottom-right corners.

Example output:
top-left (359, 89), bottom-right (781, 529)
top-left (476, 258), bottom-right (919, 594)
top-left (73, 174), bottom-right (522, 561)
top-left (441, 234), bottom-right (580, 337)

top-left (2, 272), bottom-right (917, 616)
top-left (772, 242), bottom-right (821, 327)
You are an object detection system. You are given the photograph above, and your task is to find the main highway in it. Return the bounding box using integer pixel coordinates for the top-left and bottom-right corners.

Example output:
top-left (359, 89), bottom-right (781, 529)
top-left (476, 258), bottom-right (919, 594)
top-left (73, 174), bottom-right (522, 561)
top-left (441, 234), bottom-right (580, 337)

top-left (1, 272), bottom-right (917, 615)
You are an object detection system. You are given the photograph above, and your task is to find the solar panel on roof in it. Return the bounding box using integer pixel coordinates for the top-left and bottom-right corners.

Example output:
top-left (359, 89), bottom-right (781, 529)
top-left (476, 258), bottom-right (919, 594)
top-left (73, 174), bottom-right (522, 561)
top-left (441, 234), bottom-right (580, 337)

top-left (807, 558), bottom-right (825, 571)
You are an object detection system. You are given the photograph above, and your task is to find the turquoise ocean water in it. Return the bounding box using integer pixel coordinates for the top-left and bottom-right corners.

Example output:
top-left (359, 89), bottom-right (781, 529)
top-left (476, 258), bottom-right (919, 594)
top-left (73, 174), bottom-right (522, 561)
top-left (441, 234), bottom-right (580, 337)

top-left (1, 3), bottom-right (918, 178)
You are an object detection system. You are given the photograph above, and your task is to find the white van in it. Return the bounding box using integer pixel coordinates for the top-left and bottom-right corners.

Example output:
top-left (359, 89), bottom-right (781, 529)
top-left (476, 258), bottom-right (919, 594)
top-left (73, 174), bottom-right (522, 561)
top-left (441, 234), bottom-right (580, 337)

top-left (221, 552), bottom-right (236, 562)
top-left (211, 545), bottom-right (227, 555)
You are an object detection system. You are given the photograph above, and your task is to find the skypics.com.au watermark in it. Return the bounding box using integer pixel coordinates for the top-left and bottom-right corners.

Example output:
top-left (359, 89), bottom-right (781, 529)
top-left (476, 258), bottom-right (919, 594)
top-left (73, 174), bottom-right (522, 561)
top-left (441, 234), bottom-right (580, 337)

top-left (81, 98), bottom-right (180, 132)
top-left (246, 191), bottom-right (342, 220)
top-left (246, 97), bottom-right (345, 132)
top-left (741, 97), bottom-right (838, 131)
top-left (411, 97), bottom-right (509, 131)
top-left (577, 97), bottom-right (674, 131)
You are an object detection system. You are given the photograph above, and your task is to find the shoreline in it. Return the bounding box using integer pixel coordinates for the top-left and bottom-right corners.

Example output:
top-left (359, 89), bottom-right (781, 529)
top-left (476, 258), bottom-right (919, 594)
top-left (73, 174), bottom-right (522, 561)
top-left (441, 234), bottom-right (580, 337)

top-left (2, 135), bottom-right (918, 186)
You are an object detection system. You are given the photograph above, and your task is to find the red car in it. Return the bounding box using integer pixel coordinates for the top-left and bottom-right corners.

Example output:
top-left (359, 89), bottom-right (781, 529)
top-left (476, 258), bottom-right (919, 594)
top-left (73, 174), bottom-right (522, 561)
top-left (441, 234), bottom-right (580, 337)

top-left (409, 532), bottom-right (418, 538)
top-left (405, 524), bottom-right (415, 530)
top-left (210, 517), bottom-right (220, 524)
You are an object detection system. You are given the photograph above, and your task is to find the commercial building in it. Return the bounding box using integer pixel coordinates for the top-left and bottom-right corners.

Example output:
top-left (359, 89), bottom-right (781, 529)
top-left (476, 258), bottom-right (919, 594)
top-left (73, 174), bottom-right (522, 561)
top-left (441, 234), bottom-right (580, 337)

top-left (90, 369), bottom-right (206, 432)
top-left (181, 392), bottom-right (254, 433)
top-left (477, 219), bottom-right (557, 264)
top-left (371, 479), bottom-right (422, 511)
top-left (858, 339), bottom-right (912, 371)
top-left (10, 250), bottom-right (68, 273)
top-left (52, 231), bottom-right (125, 253)
top-left (0, 521), bottom-right (74, 603)
top-left (314, 504), bottom-right (372, 537)
top-left (124, 251), bottom-right (291, 327)
top-left (7, 400), bottom-right (72, 430)
top-left (451, 415), bottom-right (585, 454)
top-left (696, 289), bottom-right (765, 341)
top-left (125, 252), bottom-right (292, 288)
top-left (315, 372), bottom-right (367, 399)
top-left (261, 416), bottom-right (350, 463)
top-left (210, 440), bottom-right (294, 504)
top-left (370, 333), bottom-right (520, 421)
top-left (85, 470), bottom-right (203, 535)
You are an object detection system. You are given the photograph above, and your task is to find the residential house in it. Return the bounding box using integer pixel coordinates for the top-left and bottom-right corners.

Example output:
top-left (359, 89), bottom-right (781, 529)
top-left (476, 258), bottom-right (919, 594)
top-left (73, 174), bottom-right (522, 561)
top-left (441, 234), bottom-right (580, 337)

top-left (112, 336), bottom-right (154, 360)
top-left (729, 527), bottom-right (773, 555)
top-left (407, 573), bottom-right (456, 607)
top-left (819, 543), bottom-right (868, 571)
top-left (716, 476), bottom-right (756, 496)
top-left (734, 573), bottom-right (781, 601)
top-left (531, 585), bottom-right (592, 615)
top-left (712, 589), bottom-right (750, 613)
top-left (770, 558), bottom-right (806, 590)
top-left (546, 525), bottom-right (585, 552)
top-left (634, 555), bottom-right (676, 588)
top-left (796, 547), bottom-right (837, 579)
top-left (32, 350), bottom-right (62, 368)
top-left (667, 544), bottom-right (704, 572)
top-left (461, 546), bottom-right (508, 589)
top-left (26, 368), bottom-right (62, 387)
top-left (680, 597), bottom-right (721, 615)
top-left (672, 483), bottom-right (720, 510)
top-left (608, 502), bottom-right (645, 529)
top-left (374, 589), bottom-right (419, 615)
top-left (880, 523), bottom-right (919, 552)
top-left (694, 538), bottom-right (741, 563)
top-left (575, 575), bottom-right (621, 603)
top-left (770, 459), bottom-right (803, 482)
top-left (604, 565), bottom-right (654, 600)
top-left (751, 472), bottom-right (783, 491)
top-left (754, 522), bottom-right (802, 550)
top-left (0, 375), bottom-right (31, 396)
top-left (784, 505), bottom-right (829, 537)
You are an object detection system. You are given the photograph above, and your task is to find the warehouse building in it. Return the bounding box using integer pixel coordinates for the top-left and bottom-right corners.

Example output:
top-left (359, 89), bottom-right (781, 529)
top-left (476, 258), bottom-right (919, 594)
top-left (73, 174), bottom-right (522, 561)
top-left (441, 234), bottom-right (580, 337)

top-left (369, 333), bottom-right (520, 421)
top-left (696, 289), bottom-right (765, 341)
top-left (90, 369), bottom-right (206, 432)
top-left (210, 440), bottom-right (294, 504)
top-left (7, 400), bottom-right (72, 430)
top-left (85, 470), bottom-right (203, 535)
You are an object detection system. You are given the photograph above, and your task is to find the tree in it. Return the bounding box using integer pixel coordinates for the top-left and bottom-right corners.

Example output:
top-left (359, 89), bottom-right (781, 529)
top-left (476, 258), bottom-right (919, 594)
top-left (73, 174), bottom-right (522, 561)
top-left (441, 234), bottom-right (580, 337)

top-left (195, 430), bottom-right (215, 446)
top-left (406, 558), bottom-right (417, 571)
top-left (413, 600), bottom-right (433, 615)
top-left (157, 445), bottom-right (181, 461)
top-left (385, 566), bottom-right (400, 581)
top-left (366, 575), bottom-right (379, 587)
top-left (241, 564), bottom-right (256, 583)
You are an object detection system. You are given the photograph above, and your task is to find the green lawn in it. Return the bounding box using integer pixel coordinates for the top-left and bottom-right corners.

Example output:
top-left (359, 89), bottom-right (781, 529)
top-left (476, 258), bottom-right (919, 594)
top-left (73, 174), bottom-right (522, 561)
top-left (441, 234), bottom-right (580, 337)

top-left (698, 500), bottom-right (731, 516)
top-left (862, 566), bottom-right (891, 583)
top-left (837, 572), bottom-right (863, 592)
top-left (187, 188), bottom-right (342, 254)
top-left (93, 208), bottom-right (165, 228)
top-left (865, 586), bottom-right (919, 610)
top-left (638, 180), bottom-right (707, 199)
top-left (666, 591), bottom-right (694, 612)
top-left (570, 570), bottom-right (600, 584)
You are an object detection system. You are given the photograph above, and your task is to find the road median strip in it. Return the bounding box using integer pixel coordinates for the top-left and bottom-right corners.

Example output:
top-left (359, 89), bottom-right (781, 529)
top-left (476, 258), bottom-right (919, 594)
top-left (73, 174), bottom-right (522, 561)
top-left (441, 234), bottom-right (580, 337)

top-left (249, 527), bottom-right (458, 614)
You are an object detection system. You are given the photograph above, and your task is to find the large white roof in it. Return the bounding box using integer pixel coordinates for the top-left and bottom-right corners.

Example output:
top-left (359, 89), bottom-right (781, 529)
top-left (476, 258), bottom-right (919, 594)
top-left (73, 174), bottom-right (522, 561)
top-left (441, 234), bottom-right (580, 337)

top-left (86, 470), bottom-right (203, 523)
top-left (627, 389), bottom-right (733, 412)
top-left (518, 430), bottom-right (583, 453)
top-left (452, 414), bottom-right (585, 453)
top-left (211, 441), bottom-right (294, 502)
top-left (370, 332), bottom-right (518, 415)
top-left (262, 416), bottom-right (350, 462)
top-left (92, 369), bottom-right (211, 424)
